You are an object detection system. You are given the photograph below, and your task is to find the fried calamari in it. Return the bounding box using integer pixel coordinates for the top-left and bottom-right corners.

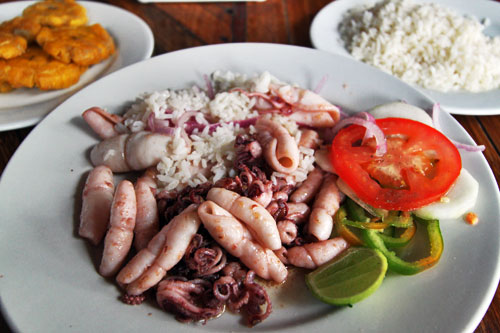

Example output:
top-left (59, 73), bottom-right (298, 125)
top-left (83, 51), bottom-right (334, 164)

top-left (36, 23), bottom-right (115, 66)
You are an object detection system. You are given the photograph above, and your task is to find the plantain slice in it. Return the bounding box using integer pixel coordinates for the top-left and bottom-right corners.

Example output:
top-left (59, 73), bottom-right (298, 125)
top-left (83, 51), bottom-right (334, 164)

top-left (36, 23), bottom-right (115, 66)
top-left (22, 0), bottom-right (88, 28)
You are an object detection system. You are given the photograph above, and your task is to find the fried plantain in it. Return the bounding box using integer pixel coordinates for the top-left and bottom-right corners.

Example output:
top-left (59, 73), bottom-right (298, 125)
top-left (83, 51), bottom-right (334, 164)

top-left (0, 81), bottom-right (14, 93)
top-left (0, 32), bottom-right (28, 59)
top-left (36, 23), bottom-right (115, 66)
top-left (0, 46), bottom-right (87, 91)
top-left (0, 59), bottom-right (13, 92)
top-left (22, 0), bottom-right (87, 28)
top-left (0, 16), bottom-right (42, 43)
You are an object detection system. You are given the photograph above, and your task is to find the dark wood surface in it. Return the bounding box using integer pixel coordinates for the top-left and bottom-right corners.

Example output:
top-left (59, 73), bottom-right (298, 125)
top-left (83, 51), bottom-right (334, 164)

top-left (1, 0), bottom-right (499, 332)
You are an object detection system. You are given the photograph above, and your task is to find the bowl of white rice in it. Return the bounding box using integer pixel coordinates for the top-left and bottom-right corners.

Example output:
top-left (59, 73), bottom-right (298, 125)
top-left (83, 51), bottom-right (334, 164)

top-left (310, 0), bottom-right (500, 115)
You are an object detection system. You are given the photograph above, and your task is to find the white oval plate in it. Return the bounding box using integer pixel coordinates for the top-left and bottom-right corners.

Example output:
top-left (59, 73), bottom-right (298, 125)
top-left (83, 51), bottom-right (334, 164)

top-left (310, 0), bottom-right (500, 115)
top-left (0, 1), bottom-right (154, 131)
top-left (0, 43), bottom-right (499, 333)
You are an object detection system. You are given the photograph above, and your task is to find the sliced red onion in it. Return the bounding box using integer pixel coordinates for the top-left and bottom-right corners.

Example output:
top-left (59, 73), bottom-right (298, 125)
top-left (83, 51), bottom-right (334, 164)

top-left (185, 117), bottom-right (258, 135)
top-left (432, 103), bottom-right (442, 131)
top-left (160, 106), bottom-right (174, 116)
top-left (204, 74), bottom-right (215, 99)
top-left (146, 113), bottom-right (175, 135)
top-left (180, 128), bottom-right (192, 146)
top-left (337, 106), bottom-right (348, 119)
top-left (354, 112), bottom-right (377, 142)
top-left (231, 88), bottom-right (287, 110)
top-left (356, 111), bottom-right (375, 122)
top-left (234, 117), bottom-right (258, 128)
top-left (452, 140), bottom-right (486, 152)
top-left (432, 103), bottom-right (485, 152)
top-left (313, 75), bottom-right (329, 94)
top-left (174, 111), bottom-right (199, 128)
top-left (184, 121), bottom-right (208, 134)
top-left (331, 114), bottom-right (387, 156)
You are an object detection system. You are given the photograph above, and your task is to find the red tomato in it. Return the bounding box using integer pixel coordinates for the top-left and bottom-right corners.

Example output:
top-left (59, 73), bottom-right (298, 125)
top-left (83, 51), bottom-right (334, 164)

top-left (330, 117), bottom-right (461, 211)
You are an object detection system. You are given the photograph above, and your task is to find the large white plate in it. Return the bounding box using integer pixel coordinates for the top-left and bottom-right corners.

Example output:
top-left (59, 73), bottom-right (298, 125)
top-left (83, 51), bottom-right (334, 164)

top-left (310, 0), bottom-right (500, 115)
top-left (0, 43), bottom-right (499, 332)
top-left (0, 1), bottom-right (154, 131)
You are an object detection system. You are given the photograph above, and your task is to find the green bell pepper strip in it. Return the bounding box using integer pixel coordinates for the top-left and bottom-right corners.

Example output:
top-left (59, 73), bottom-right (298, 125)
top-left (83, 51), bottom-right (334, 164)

top-left (377, 219), bottom-right (416, 248)
top-left (382, 212), bottom-right (413, 228)
top-left (334, 207), bottom-right (364, 246)
top-left (345, 198), bottom-right (370, 222)
top-left (344, 220), bottom-right (389, 230)
top-left (344, 198), bottom-right (412, 228)
top-left (362, 217), bottom-right (443, 275)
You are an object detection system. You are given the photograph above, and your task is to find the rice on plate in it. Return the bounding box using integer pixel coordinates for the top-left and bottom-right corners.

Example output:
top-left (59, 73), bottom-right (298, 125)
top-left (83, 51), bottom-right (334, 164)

top-left (113, 71), bottom-right (315, 191)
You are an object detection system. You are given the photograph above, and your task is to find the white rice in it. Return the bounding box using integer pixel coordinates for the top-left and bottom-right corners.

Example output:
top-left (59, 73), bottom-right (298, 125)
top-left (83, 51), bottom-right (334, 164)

top-left (339, 0), bottom-right (500, 92)
top-left (156, 123), bottom-right (244, 191)
top-left (120, 71), bottom-right (316, 192)
top-left (208, 91), bottom-right (258, 122)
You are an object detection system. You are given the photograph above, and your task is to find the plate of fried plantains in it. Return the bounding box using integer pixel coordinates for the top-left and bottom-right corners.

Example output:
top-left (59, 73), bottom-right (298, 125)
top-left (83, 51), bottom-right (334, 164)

top-left (0, 0), bottom-right (154, 130)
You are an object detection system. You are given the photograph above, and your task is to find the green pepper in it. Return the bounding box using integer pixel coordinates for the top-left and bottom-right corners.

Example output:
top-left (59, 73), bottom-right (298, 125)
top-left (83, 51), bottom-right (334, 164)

top-left (344, 220), bottom-right (389, 230)
top-left (334, 207), bottom-right (364, 246)
top-left (382, 212), bottom-right (413, 228)
top-left (345, 198), bottom-right (370, 222)
top-left (362, 217), bottom-right (443, 275)
top-left (378, 219), bottom-right (416, 248)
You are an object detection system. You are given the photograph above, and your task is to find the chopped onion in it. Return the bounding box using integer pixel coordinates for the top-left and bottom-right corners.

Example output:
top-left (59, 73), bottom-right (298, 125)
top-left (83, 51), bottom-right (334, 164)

top-left (174, 111), bottom-right (199, 128)
top-left (338, 106), bottom-right (348, 119)
top-left (313, 75), bottom-right (329, 94)
top-left (432, 103), bottom-right (443, 131)
top-left (432, 103), bottom-right (485, 152)
top-left (204, 74), bottom-right (215, 99)
top-left (452, 141), bottom-right (486, 152)
top-left (231, 88), bottom-right (287, 110)
top-left (331, 113), bottom-right (387, 156)
top-left (185, 117), bottom-right (258, 135)
top-left (357, 111), bottom-right (375, 122)
top-left (147, 113), bottom-right (175, 135)
top-left (355, 112), bottom-right (377, 142)
top-left (234, 117), bottom-right (258, 128)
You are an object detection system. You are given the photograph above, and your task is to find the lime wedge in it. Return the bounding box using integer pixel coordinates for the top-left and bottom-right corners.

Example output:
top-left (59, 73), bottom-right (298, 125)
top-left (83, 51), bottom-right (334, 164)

top-left (305, 247), bottom-right (388, 306)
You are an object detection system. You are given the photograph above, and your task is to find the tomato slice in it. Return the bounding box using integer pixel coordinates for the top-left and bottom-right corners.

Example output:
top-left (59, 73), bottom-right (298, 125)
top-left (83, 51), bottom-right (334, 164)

top-left (330, 117), bottom-right (461, 211)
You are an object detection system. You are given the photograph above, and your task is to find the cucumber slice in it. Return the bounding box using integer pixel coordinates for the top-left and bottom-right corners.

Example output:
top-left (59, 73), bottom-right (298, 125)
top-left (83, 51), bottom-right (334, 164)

top-left (414, 168), bottom-right (479, 220)
top-left (369, 102), bottom-right (434, 127)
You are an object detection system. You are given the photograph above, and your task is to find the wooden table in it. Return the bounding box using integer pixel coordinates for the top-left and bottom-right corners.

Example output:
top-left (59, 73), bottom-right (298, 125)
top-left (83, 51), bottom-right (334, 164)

top-left (0, 0), bottom-right (499, 332)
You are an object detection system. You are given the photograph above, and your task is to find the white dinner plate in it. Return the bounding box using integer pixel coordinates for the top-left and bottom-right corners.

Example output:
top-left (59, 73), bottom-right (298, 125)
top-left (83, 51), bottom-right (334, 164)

top-left (0, 43), bottom-right (499, 333)
top-left (310, 0), bottom-right (500, 115)
top-left (0, 1), bottom-right (154, 131)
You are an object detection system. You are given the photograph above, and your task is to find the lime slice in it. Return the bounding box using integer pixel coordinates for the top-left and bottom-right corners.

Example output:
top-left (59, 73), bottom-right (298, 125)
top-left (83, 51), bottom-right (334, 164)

top-left (305, 247), bottom-right (388, 306)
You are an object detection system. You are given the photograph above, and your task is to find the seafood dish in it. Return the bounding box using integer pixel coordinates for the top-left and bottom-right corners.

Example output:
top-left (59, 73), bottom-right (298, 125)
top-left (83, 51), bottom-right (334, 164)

top-left (78, 70), bottom-right (480, 327)
top-left (0, 0), bottom-right (115, 92)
